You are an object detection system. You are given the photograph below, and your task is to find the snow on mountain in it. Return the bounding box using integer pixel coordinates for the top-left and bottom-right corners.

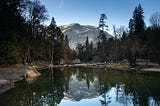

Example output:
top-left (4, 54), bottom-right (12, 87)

top-left (60, 23), bottom-right (112, 49)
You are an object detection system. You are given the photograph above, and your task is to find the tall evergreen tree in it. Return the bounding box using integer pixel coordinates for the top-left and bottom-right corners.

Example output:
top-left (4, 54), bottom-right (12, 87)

top-left (127, 4), bottom-right (146, 66)
top-left (47, 17), bottom-right (57, 64)
top-left (98, 14), bottom-right (108, 31)
top-left (133, 4), bottom-right (145, 34)
top-left (47, 17), bottom-right (64, 64)
top-left (129, 4), bottom-right (145, 39)
top-left (88, 41), bottom-right (94, 61)
top-left (85, 36), bottom-right (89, 62)
top-left (63, 35), bottom-right (72, 63)
top-left (98, 13), bottom-right (108, 42)
top-left (64, 35), bottom-right (69, 49)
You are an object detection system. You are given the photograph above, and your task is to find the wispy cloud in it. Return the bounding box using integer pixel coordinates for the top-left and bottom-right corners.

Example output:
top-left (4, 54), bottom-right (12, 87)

top-left (59, 0), bottom-right (64, 8)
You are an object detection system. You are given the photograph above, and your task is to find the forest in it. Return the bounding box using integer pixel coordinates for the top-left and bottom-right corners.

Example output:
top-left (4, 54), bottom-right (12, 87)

top-left (0, 0), bottom-right (72, 65)
top-left (0, 0), bottom-right (160, 67)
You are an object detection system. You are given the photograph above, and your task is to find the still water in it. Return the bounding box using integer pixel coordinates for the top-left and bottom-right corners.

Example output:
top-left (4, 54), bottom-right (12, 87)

top-left (0, 67), bottom-right (160, 106)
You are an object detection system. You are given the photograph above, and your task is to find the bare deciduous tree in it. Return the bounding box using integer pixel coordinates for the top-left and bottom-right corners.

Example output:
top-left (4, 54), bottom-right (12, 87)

top-left (149, 12), bottom-right (160, 28)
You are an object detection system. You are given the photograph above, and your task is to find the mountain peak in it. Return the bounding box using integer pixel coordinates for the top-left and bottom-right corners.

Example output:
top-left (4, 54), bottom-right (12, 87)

top-left (70, 23), bottom-right (80, 26)
top-left (60, 23), bottom-right (112, 48)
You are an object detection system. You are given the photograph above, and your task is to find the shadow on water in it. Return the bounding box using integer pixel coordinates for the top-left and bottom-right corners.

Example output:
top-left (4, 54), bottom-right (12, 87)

top-left (0, 67), bottom-right (160, 106)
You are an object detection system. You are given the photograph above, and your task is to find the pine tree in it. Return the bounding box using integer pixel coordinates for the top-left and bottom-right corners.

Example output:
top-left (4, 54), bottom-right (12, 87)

top-left (53, 27), bottom-right (64, 64)
top-left (128, 4), bottom-right (145, 39)
top-left (98, 14), bottom-right (108, 31)
top-left (97, 13), bottom-right (108, 62)
top-left (63, 35), bottom-right (72, 63)
top-left (88, 41), bottom-right (94, 61)
top-left (133, 4), bottom-right (145, 34)
top-left (127, 4), bottom-right (146, 66)
top-left (129, 18), bottom-right (135, 36)
top-left (98, 13), bottom-right (108, 42)
top-left (130, 4), bottom-right (145, 42)
top-left (85, 36), bottom-right (89, 62)
top-left (47, 17), bottom-right (57, 64)
top-left (76, 44), bottom-right (85, 61)
top-left (47, 17), bottom-right (64, 64)
top-left (64, 35), bottom-right (69, 49)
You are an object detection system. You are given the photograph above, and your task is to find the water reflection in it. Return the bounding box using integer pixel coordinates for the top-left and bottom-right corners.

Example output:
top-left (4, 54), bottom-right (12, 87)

top-left (0, 67), bottom-right (160, 106)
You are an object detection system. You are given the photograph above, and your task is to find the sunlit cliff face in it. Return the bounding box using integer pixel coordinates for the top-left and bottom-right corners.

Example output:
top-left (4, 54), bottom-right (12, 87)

top-left (60, 23), bottom-right (112, 49)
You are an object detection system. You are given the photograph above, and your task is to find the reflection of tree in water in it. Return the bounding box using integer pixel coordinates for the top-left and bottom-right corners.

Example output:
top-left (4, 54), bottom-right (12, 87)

top-left (97, 69), bottom-right (112, 106)
top-left (19, 68), bottom-right (66, 106)
top-left (70, 67), bottom-right (95, 89)
top-left (115, 83), bottom-right (133, 106)
top-left (96, 69), bottom-right (160, 106)
top-left (99, 93), bottom-right (111, 106)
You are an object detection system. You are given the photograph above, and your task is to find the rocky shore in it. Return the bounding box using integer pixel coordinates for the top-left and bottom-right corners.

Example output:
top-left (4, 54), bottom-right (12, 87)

top-left (0, 65), bottom-right (25, 93)
top-left (0, 61), bottom-right (48, 94)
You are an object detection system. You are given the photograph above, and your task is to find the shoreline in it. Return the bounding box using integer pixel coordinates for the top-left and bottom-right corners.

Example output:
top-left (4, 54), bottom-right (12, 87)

top-left (0, 63), bottom-right (48, 94)
top-left (0, 62), bottom-right (160, 94)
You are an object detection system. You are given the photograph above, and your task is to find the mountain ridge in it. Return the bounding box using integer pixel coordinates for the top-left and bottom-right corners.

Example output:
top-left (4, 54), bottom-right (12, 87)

top-left (60, 23), bottom-right (112, 49)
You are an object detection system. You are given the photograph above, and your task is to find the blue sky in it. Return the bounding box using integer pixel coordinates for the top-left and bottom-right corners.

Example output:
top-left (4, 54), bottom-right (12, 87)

top-left (41, 0), bottom-right (160, 34)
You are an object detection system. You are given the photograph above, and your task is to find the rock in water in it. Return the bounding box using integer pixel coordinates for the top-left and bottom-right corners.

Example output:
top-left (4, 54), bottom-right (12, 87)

top-left (24, 65), bottom-right (41, 83)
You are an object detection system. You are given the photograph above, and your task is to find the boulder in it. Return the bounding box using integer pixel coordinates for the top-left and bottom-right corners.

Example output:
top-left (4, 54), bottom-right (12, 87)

top-left (25, 65), bottom-right (41, 78)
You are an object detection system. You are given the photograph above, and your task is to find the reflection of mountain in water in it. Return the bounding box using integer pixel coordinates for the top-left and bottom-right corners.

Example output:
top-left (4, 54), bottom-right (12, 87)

top-left (64, 74), bottom-right (100, 101)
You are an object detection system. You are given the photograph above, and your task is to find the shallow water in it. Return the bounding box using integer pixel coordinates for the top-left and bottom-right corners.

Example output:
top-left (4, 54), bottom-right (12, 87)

top-left (0, 67), bottom-right (160, 106)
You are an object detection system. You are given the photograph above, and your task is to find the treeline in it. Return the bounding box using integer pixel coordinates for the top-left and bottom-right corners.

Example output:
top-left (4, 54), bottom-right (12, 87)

top-left (0, 0), bottom-right (73, 65)
top-left (76, 4), bottom-right (160, 66)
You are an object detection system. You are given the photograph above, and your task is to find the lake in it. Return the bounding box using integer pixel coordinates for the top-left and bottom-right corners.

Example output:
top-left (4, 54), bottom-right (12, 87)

top-left (0, 67), bottom-right (160, 106)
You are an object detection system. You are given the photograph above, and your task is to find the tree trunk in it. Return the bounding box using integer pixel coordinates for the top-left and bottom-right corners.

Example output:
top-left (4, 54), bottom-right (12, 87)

top-left (23, 43), bottom-right (31, 65)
